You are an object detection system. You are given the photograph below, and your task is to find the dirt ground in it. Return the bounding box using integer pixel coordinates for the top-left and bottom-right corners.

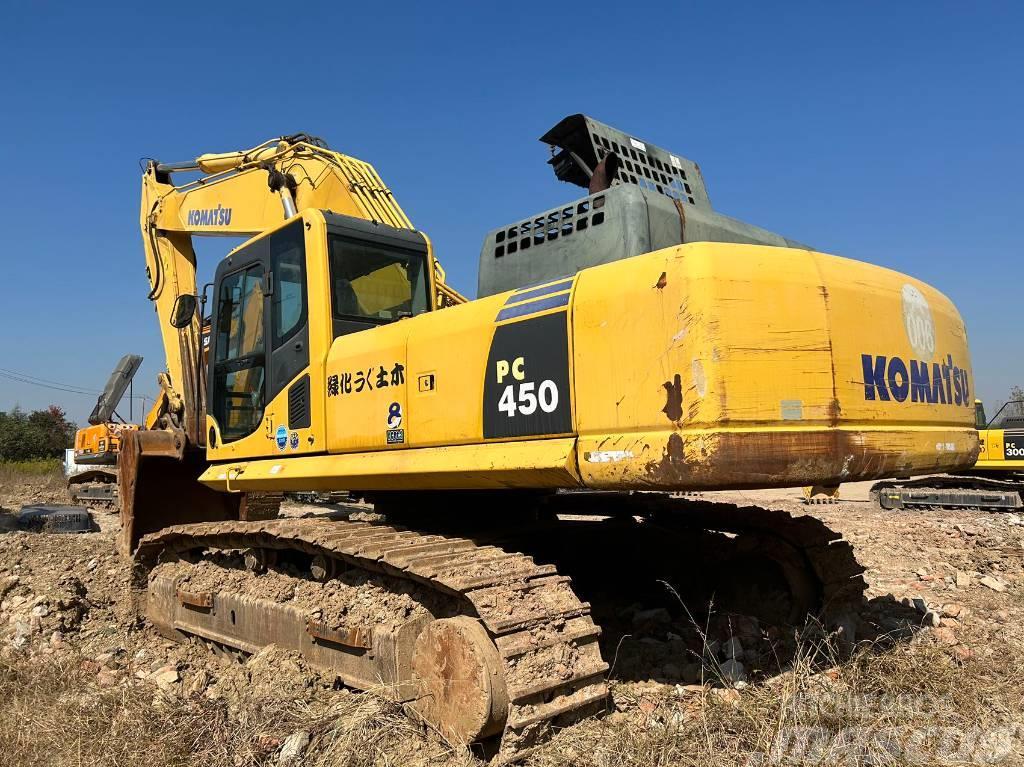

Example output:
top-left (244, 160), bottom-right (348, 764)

top-left (1, 472), bottom-right (1022, 766)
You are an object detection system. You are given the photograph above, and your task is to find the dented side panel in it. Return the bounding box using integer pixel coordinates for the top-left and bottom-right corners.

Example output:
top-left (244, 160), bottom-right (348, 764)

top-left (571, 243), bottom-right (977, 490)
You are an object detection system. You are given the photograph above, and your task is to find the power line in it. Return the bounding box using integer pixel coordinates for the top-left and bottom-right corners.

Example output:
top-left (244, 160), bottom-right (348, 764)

top-left (0, 366), bottom-right (95, 392)
top-left (0, 367), bottom-right (150, 401)
top-left (0, 369), bottom-right (97, 396)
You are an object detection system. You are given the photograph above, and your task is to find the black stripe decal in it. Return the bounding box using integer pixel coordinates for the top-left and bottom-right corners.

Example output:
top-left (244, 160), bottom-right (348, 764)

top-left (506, 278), bottom-right (574, 305)
top-left (496, 292), bottom-right (570, 322)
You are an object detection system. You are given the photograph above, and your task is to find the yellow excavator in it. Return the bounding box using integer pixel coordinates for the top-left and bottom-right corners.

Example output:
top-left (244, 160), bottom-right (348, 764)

top-left (67, 354), bottom-right (143, 509)
top-left (873, 399), bottom-right (1023, 509)
top-left (122, 118), bottom-right (977, 750)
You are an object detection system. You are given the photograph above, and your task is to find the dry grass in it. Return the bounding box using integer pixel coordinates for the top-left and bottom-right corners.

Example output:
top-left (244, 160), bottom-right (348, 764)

top-left (0, 649), bottom-right (475, 767)
top-left (0, 459), bottom-right (66, 510)
top-left (526, 632), bottom-right (1023, 767)
top-left (2, 628), bottom-right (1018, 767)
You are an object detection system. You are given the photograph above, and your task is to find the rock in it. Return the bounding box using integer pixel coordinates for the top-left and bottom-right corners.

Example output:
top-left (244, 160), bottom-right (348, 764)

top-left (711, 688), bottom-right (741, 706)
top-left (0, 575), bottom-right (19, 600)
top-left (11, 621), bottom-right (31, 650)
top-left (955, 571), bottom-right (971, 589)
top-left (932, 626), bottom-right (958, 646)
top-left (30, 603), bottom-right (48, 619)
top-left (278, 725), bottom-right (309, 761)
top-left (939, 617), bottom-right (960, 628)
top-left (675, 683), bottom-right (705, 697)
top-left (149, 664), bottom-right (180, 687)
top-left (49, 631), bottom-right (64, 648)
top-left (631, 607), bottom-right (672, 632)
top-left (661, 662), bottom-right (681, 680)
top-left (979, 576), bottom-right (1006, 593)
top-left (721, 637), bottom-right (744, 661)
top-left (186, 669), bottom-right (211, 697)
top-left (942, 603), bottom-right (964, 618)
top-left (681, 663), bottom-right (703, 684)
top-left (952, 646), bottom-right (973, 662)
top-left (96, 668), bottom-right (119, 687)
top-left (719, 658), bottom-right (746, 686)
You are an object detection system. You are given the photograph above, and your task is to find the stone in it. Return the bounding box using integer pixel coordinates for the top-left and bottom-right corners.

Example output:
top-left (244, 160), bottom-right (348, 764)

top-left (711, 688), bottom-right (741, 706)
top-left (952, 646), bottom-right (973, 662)
top-left (942, 603), bottom-right (964, 618)
top-left (681, 663), bottom-right (703, 684)
top-left (932, 626), bottom-right (958, 646)
top-left (631, 607), bottom-right (672, 632)
top-left (278, 725), bottom-right (309, 761)
top-left (979, 576), bottom-right (1006, 593)
top-left (721, 637), bottom-right (744, 661)
top-left (96, 668), bottom-right (119, 687)
top-left (149, 664), bottom-right (180, 687)
top-left (955, 571), bottom-right (971, 589)
top-left (11, 621), bottom-right (31, 650)
top-left (719, 658), bottom-right (746, 685)
top-left (0, 575), bottom-right (19, 600)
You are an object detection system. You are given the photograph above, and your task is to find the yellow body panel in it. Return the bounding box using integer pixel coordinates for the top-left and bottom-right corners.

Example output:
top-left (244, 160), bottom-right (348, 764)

top-left (976, 427), bottom-right (1024, 470)
top-left (74, 422), bottom-right (138, 465)
top-left (201, 237), bottom-right (978, 494)
top-left (201, 438), bottom-right (580, 492)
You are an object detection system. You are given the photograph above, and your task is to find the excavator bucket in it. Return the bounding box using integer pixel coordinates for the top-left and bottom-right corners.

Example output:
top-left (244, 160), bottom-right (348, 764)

top-left (118, 429), bottom-right (240, 556)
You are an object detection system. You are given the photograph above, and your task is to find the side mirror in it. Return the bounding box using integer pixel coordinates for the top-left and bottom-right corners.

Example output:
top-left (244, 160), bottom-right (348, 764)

top-left (170, 294), bottom-right (198, 329)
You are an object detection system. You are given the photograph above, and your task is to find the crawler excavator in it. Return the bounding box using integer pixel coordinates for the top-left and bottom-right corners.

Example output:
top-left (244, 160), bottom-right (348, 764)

top-left (872, 399), bottom-right (1024, 510)
top-left (123, 117), bottom-right (979, 752)
top-left (67, 354), bottom-right (143, 509)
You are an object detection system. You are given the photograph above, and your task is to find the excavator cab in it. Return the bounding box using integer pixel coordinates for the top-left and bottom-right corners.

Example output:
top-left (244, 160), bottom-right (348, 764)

top-left (205, 210), bottom-right (437, 459)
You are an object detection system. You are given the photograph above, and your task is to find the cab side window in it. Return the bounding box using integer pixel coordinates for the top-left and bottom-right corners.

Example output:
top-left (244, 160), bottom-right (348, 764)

top-left (212, 265), bottom-right (266, 441)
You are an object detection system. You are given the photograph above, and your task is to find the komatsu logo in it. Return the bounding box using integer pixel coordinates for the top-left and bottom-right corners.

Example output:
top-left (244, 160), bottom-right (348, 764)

top-left (861, 353), bottom-right (971, 406)
top-left (187, 205), bottom-right (232, 227)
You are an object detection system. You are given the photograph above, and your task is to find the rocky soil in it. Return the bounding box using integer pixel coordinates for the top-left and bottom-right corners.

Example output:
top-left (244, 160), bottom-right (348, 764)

top-left (1, 475), bottom-right (1022, 766)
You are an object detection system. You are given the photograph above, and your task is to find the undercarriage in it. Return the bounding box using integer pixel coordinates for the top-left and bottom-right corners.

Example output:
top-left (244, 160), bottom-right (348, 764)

top-left (133, 492), bottom-right (866, 755)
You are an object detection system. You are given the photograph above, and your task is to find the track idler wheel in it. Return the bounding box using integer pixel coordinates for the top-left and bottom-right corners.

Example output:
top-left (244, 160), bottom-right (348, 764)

top-left (410, 617), bottom-right (509, 744)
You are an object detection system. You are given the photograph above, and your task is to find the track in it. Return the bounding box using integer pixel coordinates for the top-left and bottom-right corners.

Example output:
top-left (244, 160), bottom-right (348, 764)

top-left (871, 475), bottom-right (1024, 511)
top-left (131, 495), bottom-right (866, 755)
top-left (134, 517), bottom-right (608, 754)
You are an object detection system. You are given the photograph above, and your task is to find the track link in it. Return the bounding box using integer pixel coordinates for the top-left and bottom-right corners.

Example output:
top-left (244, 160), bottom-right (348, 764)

top-left (871, 475), bottom-right (1023, 511)
top-left (545, 494), bottom-right (868, 630)
top-left (134, 517), bottom-right (608, 752)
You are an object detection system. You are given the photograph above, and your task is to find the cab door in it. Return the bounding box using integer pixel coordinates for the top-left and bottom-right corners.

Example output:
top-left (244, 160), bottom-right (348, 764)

top-left (207, 219), bottom-right (310, 457)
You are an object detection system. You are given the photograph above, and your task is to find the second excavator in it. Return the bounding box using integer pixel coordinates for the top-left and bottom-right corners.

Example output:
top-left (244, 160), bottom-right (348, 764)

top-left (121, 117), bottom-right (978, 752)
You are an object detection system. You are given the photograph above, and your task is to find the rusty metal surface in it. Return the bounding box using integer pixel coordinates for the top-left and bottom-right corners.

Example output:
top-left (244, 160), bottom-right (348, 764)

top-left (118, 430), bottom-right (240, 556)
top-left (411, 616), bottom-right (510, 743)
top-left (135, 517), bottom-right (608, 752)
top-left (306, 619), bottom-right (373, 650)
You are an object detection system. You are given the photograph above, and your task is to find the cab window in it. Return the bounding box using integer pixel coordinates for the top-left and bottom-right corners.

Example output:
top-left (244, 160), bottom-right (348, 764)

top-left (212, 265), bottom-right (266, 441)
top-left (329, 235), bottom-right (428, 324)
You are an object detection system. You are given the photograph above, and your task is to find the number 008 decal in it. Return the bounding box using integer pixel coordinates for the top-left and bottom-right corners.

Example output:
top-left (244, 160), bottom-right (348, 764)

top-left (498, 379), bottom-right (559, 417)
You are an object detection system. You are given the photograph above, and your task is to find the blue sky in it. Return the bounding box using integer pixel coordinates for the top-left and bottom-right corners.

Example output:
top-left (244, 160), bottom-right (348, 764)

top-left (0, 1), bottom-right (1020, 425)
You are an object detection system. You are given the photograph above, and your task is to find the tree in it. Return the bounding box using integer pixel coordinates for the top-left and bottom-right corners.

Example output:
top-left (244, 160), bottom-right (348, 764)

top-left (0, 405), bottom-right (78, 461)
top-left (1010, 386), bottom-right (1024, 415)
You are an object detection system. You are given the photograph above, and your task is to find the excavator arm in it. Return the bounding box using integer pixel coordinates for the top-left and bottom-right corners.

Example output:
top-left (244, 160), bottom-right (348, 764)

top-left (140, 134), bottom-right (463, 442)
top-left (122, 134), bottom-right (465, 553)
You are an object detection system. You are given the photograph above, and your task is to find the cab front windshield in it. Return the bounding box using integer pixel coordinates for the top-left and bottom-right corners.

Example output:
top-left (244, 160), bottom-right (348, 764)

top-left (328, 234), bottom-right (429, 323)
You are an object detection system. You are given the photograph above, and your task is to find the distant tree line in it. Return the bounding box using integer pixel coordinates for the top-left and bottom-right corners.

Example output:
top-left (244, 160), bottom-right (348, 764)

top-left (0, 406), bottom-right (78, 462)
